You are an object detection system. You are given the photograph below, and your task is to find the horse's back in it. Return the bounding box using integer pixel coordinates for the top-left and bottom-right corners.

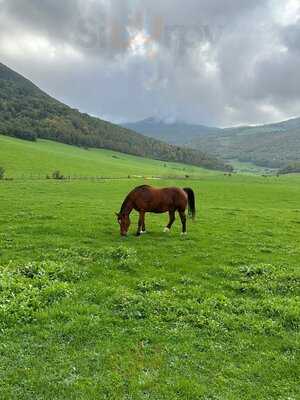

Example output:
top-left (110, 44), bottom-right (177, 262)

top-left (134, 185), bottom-right (186, 199)
top-left (161, 187), bottom-right (188, 209)
top-left (161, 187), bottom-right (187, 197)
top-left (131, 185), bottom-right (187, 212)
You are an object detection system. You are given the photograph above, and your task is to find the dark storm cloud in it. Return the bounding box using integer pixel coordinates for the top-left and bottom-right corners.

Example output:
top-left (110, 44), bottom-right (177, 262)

top-left (0, 0), bottom-right (300, 125)
top-left (0, 0), bottom-right (118, 57)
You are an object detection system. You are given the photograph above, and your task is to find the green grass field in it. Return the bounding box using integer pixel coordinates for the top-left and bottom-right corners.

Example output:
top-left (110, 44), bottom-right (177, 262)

top-left (0, 135), bottom-right (299, 399)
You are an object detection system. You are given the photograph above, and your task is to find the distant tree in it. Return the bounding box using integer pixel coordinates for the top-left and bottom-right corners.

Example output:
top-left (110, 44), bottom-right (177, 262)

top-left (14, 131), bottom-right (37, 141)
top-left (0, 166), bottom-right (5, 180)
top-left (7, 127), bottom-right (37, 141)
top-left (278, 163), bottom-right (300, 175)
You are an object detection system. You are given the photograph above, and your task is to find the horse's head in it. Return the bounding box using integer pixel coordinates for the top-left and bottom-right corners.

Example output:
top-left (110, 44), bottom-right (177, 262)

top-left (116, 212), bottom-right (131, 236)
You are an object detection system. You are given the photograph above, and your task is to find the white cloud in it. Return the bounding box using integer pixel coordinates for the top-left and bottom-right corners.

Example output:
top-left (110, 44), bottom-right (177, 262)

top-left (272, 0), bottom-right (300, 27)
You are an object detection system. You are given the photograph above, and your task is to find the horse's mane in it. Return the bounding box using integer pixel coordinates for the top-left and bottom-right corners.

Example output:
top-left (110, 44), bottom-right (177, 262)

top-left (120, 185), bottom-right (151, 214)
top-left (133, 185), bottom-right (151, 190)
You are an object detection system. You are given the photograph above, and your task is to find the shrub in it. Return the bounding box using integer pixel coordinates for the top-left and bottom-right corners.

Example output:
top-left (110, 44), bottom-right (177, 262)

top-left (52, 170), bottom-right (64, 180)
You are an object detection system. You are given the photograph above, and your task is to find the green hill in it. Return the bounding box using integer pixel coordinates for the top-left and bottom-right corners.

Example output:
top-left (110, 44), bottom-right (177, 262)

top-left (0, 62), bottom-right (231, 172)
top-left (0, 134), bottom-right (215, 178)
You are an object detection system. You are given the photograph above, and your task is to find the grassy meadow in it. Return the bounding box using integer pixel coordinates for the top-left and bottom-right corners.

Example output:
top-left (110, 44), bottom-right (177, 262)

top-left (0, 135), bottom-right (299, 399)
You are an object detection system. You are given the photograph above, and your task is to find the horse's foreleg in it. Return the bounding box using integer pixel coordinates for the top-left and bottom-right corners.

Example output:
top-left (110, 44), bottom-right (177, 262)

top-left (164, 211), bottom-right (175, 232)
top-left (179, 210), bottom-right (187, 234)
top-left (136, 211), bottom-right (145, 236)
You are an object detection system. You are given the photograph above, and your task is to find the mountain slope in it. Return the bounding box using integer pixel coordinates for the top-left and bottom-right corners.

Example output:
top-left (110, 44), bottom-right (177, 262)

top-left (0, 62), bottom-right (231, 171)
top-left (122, 117), bottom-right (221, 145)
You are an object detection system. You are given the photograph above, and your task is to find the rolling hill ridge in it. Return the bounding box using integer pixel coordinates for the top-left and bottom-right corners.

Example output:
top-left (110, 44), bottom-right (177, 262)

top-left (122, 117), bottom-right (221, 145)
top-left (125, 116), bottom-right (300, 169)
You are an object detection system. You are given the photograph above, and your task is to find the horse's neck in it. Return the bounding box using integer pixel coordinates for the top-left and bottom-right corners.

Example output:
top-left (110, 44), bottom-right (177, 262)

top-left (121, 198), bottom-right (133, 215)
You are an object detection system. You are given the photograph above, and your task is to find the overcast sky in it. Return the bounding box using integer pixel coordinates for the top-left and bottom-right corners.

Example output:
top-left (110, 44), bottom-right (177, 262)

top-left (1, 0), bottom-right (300, 126)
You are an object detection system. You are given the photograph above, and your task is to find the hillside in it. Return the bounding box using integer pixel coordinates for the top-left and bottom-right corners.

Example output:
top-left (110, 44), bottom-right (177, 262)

top-left (0, 134), bottom-right (216, 178)
top-left (125, 116), bottom-right (300, 169)
top-left (0, 62), bottom-right (231, 172)
top-left (192, 119), bottom-right (300, 168)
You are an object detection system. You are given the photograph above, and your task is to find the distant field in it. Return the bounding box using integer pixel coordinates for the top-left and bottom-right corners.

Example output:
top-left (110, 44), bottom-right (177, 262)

top-left (229, 159), bottom-right (278, 175)
top-left (0, 136), bottom-right (299, 399)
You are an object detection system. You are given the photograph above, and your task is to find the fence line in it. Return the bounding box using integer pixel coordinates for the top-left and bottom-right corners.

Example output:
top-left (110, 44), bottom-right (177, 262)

top-left (1, 174), bottom-right (205, 182)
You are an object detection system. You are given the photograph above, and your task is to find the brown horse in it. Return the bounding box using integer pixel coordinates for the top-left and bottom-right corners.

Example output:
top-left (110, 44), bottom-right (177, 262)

top-left (116, 185), bottom-right (196, 236)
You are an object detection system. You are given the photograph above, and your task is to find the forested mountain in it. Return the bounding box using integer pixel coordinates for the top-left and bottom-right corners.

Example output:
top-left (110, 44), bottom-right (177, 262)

top-left (125, 115), bottom-right (300, 169)
top-left (0, 63), bottom-right (231, 171)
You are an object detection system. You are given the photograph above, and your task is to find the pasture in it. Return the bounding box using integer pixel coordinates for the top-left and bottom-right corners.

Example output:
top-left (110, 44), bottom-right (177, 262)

top-left (0, 135), bottom-right (299, 399)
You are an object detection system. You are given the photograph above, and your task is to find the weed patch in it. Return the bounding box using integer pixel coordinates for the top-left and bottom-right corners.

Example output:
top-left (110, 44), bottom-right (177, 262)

top-left (102, 246), bottom-right (139, 270)
top-left (0, 260), bottom-right (86, 328)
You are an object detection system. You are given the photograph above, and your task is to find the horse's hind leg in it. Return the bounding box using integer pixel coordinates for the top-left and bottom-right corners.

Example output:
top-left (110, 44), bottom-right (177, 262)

top-left (179, 210), bottom-right (187, 234)
top-left (164, 211), bottom-right (175, 232)
top-left (141, 214), bottom-right (146, 233)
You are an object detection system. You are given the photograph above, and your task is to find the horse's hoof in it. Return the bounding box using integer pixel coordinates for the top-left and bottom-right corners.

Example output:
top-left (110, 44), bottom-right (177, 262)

top-left (181, 232), bottom-right (187, 235)
top-left (140, 230), bottom-right (147, 234)
top-left (164, 227), bottom-right (170, 233)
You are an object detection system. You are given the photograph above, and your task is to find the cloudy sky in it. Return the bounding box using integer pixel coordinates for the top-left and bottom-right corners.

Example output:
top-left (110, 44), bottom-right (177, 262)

top-left (1, 0), bottom-right (300, 126)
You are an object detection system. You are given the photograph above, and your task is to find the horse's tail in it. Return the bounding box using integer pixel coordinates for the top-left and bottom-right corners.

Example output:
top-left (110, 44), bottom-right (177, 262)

top-left (183, 188), bottom-right (196, 220)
